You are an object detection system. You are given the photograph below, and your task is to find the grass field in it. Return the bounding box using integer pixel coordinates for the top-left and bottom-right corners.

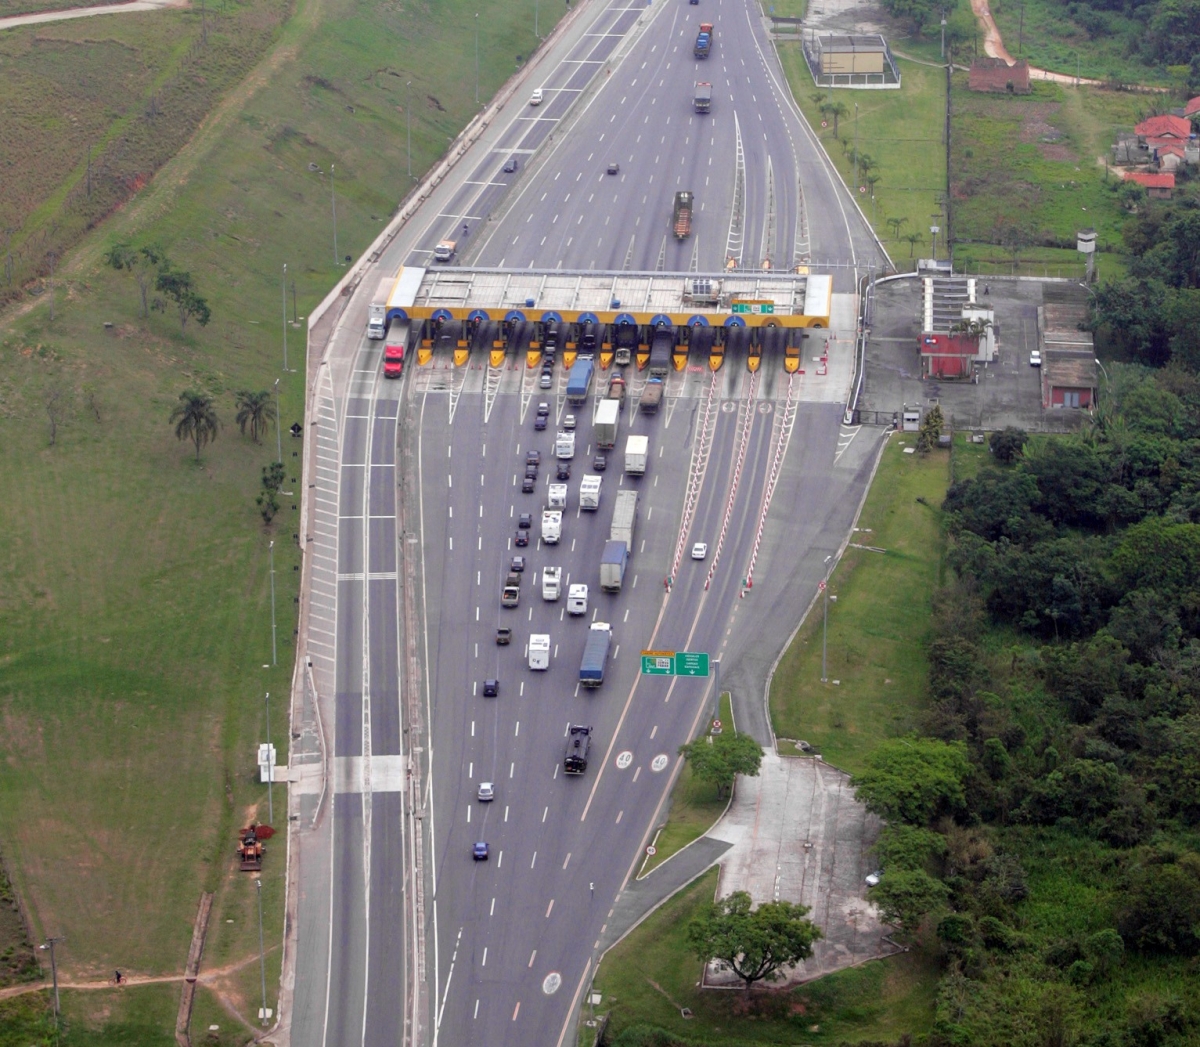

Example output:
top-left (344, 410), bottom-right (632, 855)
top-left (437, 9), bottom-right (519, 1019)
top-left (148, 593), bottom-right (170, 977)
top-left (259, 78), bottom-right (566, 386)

top-left (770, 436), bottom-right (950, 774)
top-left (0, 0), bottom-right (570, 1036)
top-left (950, 74), bottom-right (1147, 279)
top-left (639, 694), bottom-right (734, 876)
top-left (779, 48), bottom-right (947, 271)
top-left (591, 868), bottom-right (940, 1045)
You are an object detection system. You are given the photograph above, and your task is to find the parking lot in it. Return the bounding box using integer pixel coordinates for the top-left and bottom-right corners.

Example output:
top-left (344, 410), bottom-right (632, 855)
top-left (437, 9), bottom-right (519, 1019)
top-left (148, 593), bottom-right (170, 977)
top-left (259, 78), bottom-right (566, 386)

top-left (859, 275), bottom-right (1089, 433)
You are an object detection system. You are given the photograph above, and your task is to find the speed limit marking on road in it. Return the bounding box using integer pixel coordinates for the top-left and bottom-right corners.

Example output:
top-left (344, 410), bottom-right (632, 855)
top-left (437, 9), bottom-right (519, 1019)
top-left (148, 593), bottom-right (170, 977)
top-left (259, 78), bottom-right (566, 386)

top-left (651, 754), bottom-right (669, 773)
top-left (616, 750), bottom-right (633, 770)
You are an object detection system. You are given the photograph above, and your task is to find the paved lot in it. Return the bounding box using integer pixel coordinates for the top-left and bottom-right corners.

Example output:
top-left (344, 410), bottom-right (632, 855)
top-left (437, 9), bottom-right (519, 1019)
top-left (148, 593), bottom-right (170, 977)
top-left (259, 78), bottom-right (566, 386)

top-left (860, 275), bottom-right (1088, 433)
top-left (704, 754), bottom-right (899, 987)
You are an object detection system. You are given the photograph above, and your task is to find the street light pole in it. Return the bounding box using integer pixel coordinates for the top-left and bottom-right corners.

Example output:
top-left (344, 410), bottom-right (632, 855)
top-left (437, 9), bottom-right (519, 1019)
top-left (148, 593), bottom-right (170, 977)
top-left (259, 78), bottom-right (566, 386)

top-left (281, 263), bottom-right (289, 372)
top-left (265, 691), bottom-right (273, 824)
top-left (269, 540), bottom-right (278, 667)
top-left (274, 378), bottom-right (282, 465)
top-left (820, 556), bottom-right (831, 682)
top-left (40, 937), bottom-right (65, 1027)
top-left (256, 879), bottom-right (268, 1025)
top-left (330, 163), bottom-right (339, 265)
top-left (535, 0), bottom-right (539, 38)
top-left (475, 14), bottom-right (480, 105)
top-left (406, 81), bottom-right (413, 178)
top-left (853, 103), bottom-right (859, 192)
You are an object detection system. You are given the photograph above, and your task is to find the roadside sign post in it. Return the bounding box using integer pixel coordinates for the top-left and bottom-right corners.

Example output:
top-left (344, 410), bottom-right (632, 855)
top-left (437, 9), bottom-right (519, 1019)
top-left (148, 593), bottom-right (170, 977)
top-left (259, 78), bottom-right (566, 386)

top-left (640, 651), bottom-right (711, 677)
top-left (674, 651), bottom-right (710, 677)
top-left (640, 651), bottom-right (675, 676)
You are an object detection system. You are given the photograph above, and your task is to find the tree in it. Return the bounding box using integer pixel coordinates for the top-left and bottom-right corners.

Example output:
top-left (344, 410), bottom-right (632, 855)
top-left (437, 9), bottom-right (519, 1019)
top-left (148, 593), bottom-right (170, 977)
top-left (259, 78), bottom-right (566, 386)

top-left (104, 242), bottom-right (167, 318)
top-left (886, 216), bottom-right (908, 242)
top-left (156, 268), bottom-right (212, 332)
top-left (902, 231), bottom-right (925, 257)
top-left (686, 891), bottom-right (822, 988)
top-left (678, 730), bottom-right (763, 799)
top-left (916, 403), bottom-right (945, 452)
top-left (868, 869), bottom-right (951, 936)
top-left (170, 390), bottom-right (219, 461)
top-left (826, 100), bottom-right (848, 137)
top-left (872, 824), bottom-right (947, 872)
top-left (989, 427), bottom-right (1028, 464)
top-left (257, 461), bottom-right (285, 524)
top-left (235, 390), bottom-right (277, 444)
top-left (851, 737), bottom-right (970, 826)
top-left (1116, 851), bottom-right (1200, 955)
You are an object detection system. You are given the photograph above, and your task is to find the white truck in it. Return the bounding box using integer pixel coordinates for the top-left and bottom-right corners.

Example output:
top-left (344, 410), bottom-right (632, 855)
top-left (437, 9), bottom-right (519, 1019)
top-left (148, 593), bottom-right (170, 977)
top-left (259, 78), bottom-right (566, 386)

top-left (625, 434), bottom-right (648, 476)
top-left (547, 483), bottom-right (568, 510)
top-left (542, 566), bottom-right (562, 600)
top-left (567, 583), bottom-right (589, 615)
top-left (610, 489), bottom-right (638, 552)
top-left (594, 398), bottom-right (620, 449)
top-left (433, 239), bottom-right (456, 263)
top-left (367, 275), bottom-right (393, 339)
top-left (579, 474), bottom-right (602, 511)
top-left (528, 633), bottom-right (551, 671)
top-left (556, 430), bottom-right (576, 460)
top-left (541, 510), bottom-right (563, 545)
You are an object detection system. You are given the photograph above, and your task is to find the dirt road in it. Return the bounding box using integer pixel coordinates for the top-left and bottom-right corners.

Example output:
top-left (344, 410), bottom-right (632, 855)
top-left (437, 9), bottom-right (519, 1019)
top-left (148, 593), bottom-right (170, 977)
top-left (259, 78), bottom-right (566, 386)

top-left (0, 0), bottom-right (186, 32)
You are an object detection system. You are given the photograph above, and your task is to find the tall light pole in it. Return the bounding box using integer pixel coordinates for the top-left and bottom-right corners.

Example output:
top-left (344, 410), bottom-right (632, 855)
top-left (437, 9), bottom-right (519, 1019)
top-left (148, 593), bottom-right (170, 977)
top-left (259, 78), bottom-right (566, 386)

top-left (820, 556), bottom-right (832, 682)
top-left (475, 14), bottom-right (480, 105)
top-left (256, 879), bottom-right (268, 1025)
top-left (273, 378), bottom-right (282, 464)
top-left (265, 691), bottom-right (273, 824)
top-left (406, 81), bottom-right (413, 179)
top-left (853, 103), bottom-right (859, 192)
top-left (281, 263), bottom-right (289, 372)
top-left (39, 937), bottom-right (65, 1029)
top-left (535, 0), bottom-right (539, 38)
top-left (269, 539), bottom-right (278, 667)
top-left (330, 163), bottom-right (339, 266)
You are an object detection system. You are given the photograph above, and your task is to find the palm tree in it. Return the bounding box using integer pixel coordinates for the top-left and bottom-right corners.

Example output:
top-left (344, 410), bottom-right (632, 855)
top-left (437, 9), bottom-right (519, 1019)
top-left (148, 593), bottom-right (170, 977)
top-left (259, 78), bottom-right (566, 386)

top-left (827, 101), bottom-right (848, 137)
top-left (170, 390), bottom-right (219, 460)
top-left (235, 390), bottom-right (277, 444)
top-left (887, 216), bottom-right (908, 242)
top-left (902, 231), bottom-right (926, 258)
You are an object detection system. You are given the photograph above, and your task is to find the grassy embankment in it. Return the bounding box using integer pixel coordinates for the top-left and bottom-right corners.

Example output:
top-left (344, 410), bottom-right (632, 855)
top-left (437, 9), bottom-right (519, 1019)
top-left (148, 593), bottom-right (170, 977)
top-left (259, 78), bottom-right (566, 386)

top-left (0, 0), bottom-right (566, 1040)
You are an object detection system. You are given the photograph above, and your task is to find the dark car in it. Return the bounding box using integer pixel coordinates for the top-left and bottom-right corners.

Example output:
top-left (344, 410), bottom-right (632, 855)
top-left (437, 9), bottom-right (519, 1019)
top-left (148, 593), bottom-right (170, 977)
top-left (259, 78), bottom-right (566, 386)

top-left (496, 627), bottom-right (512, 645)
top-left (534, 415), bottom-right (548, 431)
top-left (525, 463), bottom-right (538, 480)
top-left (473, 841), bottom-right (489, 860)
top-left (556, 463), bottom-right (571, 481)
top-left (511, 555), bottom-right (526, 572)
top-left (521, 476), bottom-right (536, 493)
top-left (536, 402), bottom-right (551, 417)
top-left (518, 513), bottom-right (532, 529)
top-left (514, 529), bottom-right (529, 546)
top-left (482, 678), bottom-right (499, 697)
top-left (526, 450), bottom-right (541, 466)
top-left (593, 454), bottom-right (607, 471)
top-left (503, 157), bottom-right (519, 173)
top-left (607, 161), bottom-right (620, 175)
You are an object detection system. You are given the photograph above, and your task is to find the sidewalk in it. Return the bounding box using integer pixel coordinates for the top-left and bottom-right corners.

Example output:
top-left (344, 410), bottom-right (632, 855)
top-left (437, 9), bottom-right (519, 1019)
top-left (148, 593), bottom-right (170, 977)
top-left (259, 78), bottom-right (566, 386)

top-left (0, 0), bottom-right (184, 31)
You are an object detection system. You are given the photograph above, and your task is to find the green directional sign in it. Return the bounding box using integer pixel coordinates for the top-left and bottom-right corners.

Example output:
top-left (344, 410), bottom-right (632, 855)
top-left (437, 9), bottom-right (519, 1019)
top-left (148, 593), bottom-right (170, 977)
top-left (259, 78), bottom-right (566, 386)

top-left (641, 651), bottom-right (675, 676)
top-left (674, 651), bottom-right (711, 677)
top-left (731, 300), bottom-right (775, 315)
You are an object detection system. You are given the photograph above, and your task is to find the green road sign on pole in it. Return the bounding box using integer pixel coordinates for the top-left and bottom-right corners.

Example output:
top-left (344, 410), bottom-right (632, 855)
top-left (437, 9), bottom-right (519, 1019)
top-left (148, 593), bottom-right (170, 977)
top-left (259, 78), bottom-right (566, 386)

top-left (640, 651), bottom-right (675, 676)
top-left (674, 651), bottom-right (710, 677)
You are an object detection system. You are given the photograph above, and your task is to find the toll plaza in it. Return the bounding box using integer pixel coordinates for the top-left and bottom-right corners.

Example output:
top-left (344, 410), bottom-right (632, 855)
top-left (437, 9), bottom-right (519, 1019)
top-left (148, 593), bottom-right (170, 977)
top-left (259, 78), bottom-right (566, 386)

top-left (378, 267), bottom-right (833, 373)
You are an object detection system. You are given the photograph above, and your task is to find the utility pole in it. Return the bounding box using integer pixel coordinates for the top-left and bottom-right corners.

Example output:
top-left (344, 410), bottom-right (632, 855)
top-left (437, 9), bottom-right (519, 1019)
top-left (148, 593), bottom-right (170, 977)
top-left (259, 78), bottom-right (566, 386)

top-left (853, 103), bottom-right (859, 192)
top-left (1018, 1), bottom-right (1025, 55)
top-left (256, 879), bottom-right (268, 1025)
top-left (274, 378), bottom-right (282, 465)
top-left (406, 81), bottom-right (413, 179)
top-left (40, 936), bottom-right (65, 1038)
top-left (475, 13), bottom-right (480, 105)
top-left (820, 557), bottom-right (831, 682)
top-left (330, 163), bottom-right (339, 265)
top-left (281, 263), bottom-right (289, 372)
top-left (535, 0), bottom-right (539, 38)
top-left (940, 8), bottom-right (946, 60)
top-left (269, 539), bottom-right (278, 667)
top-left (265, 691), bottom-right (273, 824)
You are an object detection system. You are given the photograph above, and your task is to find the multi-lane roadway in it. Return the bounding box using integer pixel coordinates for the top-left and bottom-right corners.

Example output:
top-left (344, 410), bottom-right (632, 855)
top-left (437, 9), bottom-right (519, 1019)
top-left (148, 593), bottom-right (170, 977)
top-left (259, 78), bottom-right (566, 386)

top-left (289, 0), bottom-right (887, 1044)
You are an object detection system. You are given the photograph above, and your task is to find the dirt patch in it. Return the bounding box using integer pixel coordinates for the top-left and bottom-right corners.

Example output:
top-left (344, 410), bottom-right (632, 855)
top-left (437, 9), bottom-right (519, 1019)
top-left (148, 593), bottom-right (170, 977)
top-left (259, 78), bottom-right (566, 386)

top-left (1017, 102), bottom-right (1076, 160)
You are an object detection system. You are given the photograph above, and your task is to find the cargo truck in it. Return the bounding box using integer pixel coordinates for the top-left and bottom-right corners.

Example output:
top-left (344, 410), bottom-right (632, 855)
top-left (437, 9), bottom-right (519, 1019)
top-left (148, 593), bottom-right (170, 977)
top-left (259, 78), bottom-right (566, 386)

top-left (547, 483), bottom-right (568, 510)
top-left (501, 572), bottom-right (521, 607)
top-left (529, 633), bottom-right (550, 671)
top-left (556, 430), bottom-right (576, 459)
top-left (600, 540), bottom-right (628, 592)
top-left (694, 81), bottom-right (712, 113)
top-left (383, 340), bottom-right (405, 378)
top-left (542, 566), bottom-right (562, 600)
top-left (579, 623), bottom-right (612, 687)
top-left (625, 434), bottom-right (649, 475)
top-left (433, 239), bottom-right (456, 263)
top-left (694, 22), bottom-right (713, 57)
top-left (673, 191), bottom-right (694, 239)
top-left (542, 510), bottom-right (562, 545)
top-left (649, 330), bottom-right (673, 378)
top-left (610, 489), bottom-right (639, 552)
top-left (567, 583), bottom-right (589, 615)
top-left (639, 377), bottom-right (664, 413)
top-left (564, 725), bottom-right (592, 774)
top-left (566, 357), bottom-right (595, 405)
top-left (367, 275), bottom-right (393, 338)
top-left (579, 474), bottom-right (602, 510)
top-left (608, 373), bottom-right (627, 407)
top-left (594, 399), bottom-right (619, 449)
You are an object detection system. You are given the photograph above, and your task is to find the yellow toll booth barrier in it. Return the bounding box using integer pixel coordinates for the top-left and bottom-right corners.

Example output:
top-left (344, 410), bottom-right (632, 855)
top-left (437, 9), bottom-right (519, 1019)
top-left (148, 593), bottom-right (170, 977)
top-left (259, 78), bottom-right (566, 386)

top-left (673, 344), bottom-right (688, 371)
top-left (784, 345), bottom-right (801, 373)
top-left (636, 348), bottom-right (650, 370)
top-left (599, 349), bottom-right (613, 370)
top-left (563, 349), bottom-right (577, 370)
top-left (418, 336), bottom-right (433, 366)
top-left (527, 349), bottom-right (541, 368)
top-left (490, 343), bottom-right (506, 368)
top-left (709, 346), bottom-right (724, 371)
top-left (747, 347), bottom-right (762, 372)
top-left (454, 341), bottom-right (469, 367)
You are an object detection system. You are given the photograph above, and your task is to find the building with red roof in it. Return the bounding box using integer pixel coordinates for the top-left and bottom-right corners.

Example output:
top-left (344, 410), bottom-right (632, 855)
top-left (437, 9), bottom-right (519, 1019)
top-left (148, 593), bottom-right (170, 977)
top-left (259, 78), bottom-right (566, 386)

top-left (1124, 170), bottom-right (1175, 198)
top-left (1135, 114), bottom-right (1192, 149)
top-left (1184, 96), bottom-right (1200, 119)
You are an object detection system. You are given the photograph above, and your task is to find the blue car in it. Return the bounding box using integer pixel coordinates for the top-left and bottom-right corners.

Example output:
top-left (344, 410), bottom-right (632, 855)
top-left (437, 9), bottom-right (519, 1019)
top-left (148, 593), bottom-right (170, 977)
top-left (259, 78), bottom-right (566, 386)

top-left (473, 841), bottom-right (489, 861)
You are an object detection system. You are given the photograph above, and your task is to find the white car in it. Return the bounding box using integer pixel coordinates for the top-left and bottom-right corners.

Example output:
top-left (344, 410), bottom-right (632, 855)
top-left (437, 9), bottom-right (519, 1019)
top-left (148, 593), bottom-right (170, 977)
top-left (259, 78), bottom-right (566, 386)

top-left (1029, 350), bottom-right (1042, 367)
top-left (563, 414), bottom-right (576, 430)
top-left (478, 782), bottom-right (495, 802)
top-left (530, 88), bottom-right (544, 106)
top-left (691, 542), bottom-right (708, 560)
top-left (865, 870), bottom-right (882, 887)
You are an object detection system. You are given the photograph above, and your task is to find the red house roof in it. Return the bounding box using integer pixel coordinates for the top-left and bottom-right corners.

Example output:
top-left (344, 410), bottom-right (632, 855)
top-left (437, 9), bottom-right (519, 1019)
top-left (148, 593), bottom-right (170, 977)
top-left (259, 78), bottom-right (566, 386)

top-left (1135, 114), bottom-right (1192, 140)
top-left (1157, 142), bottom-right (1186, 157)
top-left (1185, 96), bottom-right (1200, 118)
top-left (1124, 171), bottom-right (1175, 189)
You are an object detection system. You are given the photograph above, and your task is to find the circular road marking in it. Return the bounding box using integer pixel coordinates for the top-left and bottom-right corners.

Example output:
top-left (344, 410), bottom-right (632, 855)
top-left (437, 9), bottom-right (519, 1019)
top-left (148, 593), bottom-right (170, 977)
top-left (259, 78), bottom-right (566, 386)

top-left (646, 845), bottom-right (658, 856)
top-left (616, 750), bottom-right (633, 770)
top-left (722, 401), bottom-right (736, 413)
top-left (543, 972), bottom-right (562, 995)
top-left (651, 754), bottom-right (669, 773)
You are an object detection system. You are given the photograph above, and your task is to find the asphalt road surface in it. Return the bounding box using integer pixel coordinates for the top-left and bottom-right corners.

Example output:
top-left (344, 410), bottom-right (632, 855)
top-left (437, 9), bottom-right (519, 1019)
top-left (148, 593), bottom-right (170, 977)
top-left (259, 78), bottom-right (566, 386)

top-left (289, 0), bottom-right (887, 1043)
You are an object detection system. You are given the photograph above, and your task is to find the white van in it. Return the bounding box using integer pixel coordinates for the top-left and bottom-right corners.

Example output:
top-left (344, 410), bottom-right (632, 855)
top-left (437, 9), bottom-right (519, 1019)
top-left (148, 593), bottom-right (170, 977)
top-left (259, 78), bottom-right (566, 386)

top-left (567, 583), bottom-right (588, 616)
top-left (528, 634), bottom-right (551, 671)
top-left (542, 566), bottom-right (562, 601)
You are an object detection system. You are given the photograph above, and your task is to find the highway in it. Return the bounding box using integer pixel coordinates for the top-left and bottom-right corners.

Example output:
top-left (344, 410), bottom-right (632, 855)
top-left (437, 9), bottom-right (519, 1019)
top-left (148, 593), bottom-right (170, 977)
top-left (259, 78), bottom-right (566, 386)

top-left (288, 0), bottom-right (888, 1044)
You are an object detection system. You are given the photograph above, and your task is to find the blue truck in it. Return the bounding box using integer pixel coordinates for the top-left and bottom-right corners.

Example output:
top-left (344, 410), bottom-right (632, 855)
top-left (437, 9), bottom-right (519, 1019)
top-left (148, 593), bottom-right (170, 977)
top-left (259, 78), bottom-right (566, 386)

top-left (566, 357), bottom-right (595, 405)
top-left (694, 22), bottom-right (713, 58)
top-left (579, 622), bottom-right (612, 687)
top-left (600, 540), bottom-right (628, 593)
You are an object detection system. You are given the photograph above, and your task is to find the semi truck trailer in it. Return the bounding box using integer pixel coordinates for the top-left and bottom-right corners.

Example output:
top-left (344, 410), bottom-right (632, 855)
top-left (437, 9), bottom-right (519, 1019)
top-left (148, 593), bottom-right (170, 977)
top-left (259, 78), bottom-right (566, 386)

top-left (649, 330), bottom-right (673, 377)
top-left (600, 540), bottom-right (628, 592)
top-left (594, 398), bottom-right (619, 449)
top-left (579, 623), bottom-right (612, 687)
top-left (639, 377), bottom-right (664, 413)
top-left (610, 489), bottom-right (639, 552)
top-left (566, 357), bottom-right (595, 405)
top-left (694, 22), bottom-right (713, 57)
top-left (673, 191), bottom-right (694, 239)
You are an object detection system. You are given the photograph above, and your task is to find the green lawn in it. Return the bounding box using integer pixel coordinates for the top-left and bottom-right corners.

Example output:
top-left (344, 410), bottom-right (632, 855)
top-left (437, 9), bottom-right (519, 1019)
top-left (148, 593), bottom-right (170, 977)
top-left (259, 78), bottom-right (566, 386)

top-left (780, 48), bottom-right (947, 271)
top-left (770, 437), bottom-right (951, 773)
top-left (640, 694), bottom-right (734, 876)
top-left (0, 0), bottom-right (571, 1035)
top-left (591, 869), bottom-right (940, 1045)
